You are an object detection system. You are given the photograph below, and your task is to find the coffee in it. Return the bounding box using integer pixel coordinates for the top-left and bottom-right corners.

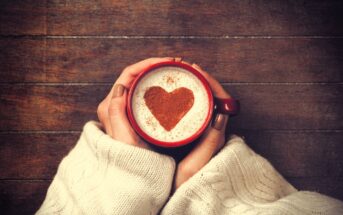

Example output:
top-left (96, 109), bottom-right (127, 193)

top-left (131, 66), bottom-right (210, 143)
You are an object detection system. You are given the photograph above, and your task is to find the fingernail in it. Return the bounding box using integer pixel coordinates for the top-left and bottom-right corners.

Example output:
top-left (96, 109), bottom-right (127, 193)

top-left (212, 113), bottom-right (226, 130)
top-left (174, 57), bottom-right (182, 62)
top-left (113, 84), bottom-right (125, 98)
top-left (192, 63), bottom-right (202, 70)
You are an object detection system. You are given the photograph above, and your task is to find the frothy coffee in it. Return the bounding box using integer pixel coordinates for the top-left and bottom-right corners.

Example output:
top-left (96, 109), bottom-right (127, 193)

top-left (131, 66), bottom-right (210, 143)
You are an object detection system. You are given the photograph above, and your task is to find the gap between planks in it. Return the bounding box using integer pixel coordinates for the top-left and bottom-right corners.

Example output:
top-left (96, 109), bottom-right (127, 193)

top-left (0, 82), bottom-right (342, 86)
top-left (0, 179), bottom-right (52, 182)
top-left (1, 35), bottom-right (343, 39)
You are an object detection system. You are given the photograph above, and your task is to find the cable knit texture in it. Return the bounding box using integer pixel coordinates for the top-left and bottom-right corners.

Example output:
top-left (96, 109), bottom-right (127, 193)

top-left (37, 121), bottom-right (343, 215)
top-left (162, 137), bottom-right (343, 215)
top-left (36, 121), bottom-right (176, 215)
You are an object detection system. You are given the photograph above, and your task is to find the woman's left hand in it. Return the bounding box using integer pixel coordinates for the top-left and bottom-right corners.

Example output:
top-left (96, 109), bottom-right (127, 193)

top-left (97, 57), bottom-right (173, 149)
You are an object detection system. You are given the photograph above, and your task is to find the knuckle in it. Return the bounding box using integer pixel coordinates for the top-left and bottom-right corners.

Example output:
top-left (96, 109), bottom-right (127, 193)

top-left (201, 70), bottom-right (210, 79)
top-left (123, 65), bottom-right (133, 74)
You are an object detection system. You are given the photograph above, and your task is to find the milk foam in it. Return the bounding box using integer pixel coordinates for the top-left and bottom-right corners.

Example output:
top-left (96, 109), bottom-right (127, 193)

top-left (132, 66), bottom-right (209, 143)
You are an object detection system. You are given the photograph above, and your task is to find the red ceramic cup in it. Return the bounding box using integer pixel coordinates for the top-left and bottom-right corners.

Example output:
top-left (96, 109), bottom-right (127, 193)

top-left (127, 61), bottom-right (239, 148)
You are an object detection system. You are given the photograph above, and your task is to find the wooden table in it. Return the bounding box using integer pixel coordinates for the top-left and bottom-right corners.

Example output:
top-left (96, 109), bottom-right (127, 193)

top-left (0, 1), bottom-right (342, 214)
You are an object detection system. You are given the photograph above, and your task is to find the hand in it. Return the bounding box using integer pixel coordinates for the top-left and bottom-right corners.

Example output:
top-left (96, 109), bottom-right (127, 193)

top-left (97, 57), bottom-right (173, 149)
top-left (173, 59), bottom-right (231, 190)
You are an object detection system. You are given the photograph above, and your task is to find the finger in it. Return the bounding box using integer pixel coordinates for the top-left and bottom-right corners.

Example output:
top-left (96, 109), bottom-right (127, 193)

top-left (212, 113), bottom-right (227, 131)
top-left (108, 84), bottom-right (139, 146)
top-left (177, 59), bottom-right (227, 98)
top-left (106, 57), bottom-right (173, 104)
top-left (175, 114), bottom-right (228, 189)
top-left (174, 57), bottom-right (183, 62)
top-left (185, 114), bottom-right (228, 165)
top-left (192, 63), bottom-right (231, 98)
top-left (115, 57), bottom-right (173, 88)
top-left (175, 59), bottom-right (227, 97)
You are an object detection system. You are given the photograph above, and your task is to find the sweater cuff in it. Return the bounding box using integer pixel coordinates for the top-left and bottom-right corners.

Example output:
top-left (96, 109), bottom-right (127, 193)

top-left (82, 121), bottom-right (176, 198)
top-left (215, 136), bottom-right (297, 201)
top-left (223, 136), bottom-right (295, 196)
top-left (162, 135), bottom-right (297, 214)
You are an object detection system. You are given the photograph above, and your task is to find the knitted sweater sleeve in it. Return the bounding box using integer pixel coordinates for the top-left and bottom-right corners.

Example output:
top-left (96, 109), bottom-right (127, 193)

top-left (162, 136), bottom-right (343, 215)
top-left (36, 121), bottom-right (175, 215)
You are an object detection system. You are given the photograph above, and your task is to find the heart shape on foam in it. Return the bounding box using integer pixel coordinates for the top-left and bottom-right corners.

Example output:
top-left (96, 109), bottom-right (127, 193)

top-left (144, 86), bottom-right (194, 131)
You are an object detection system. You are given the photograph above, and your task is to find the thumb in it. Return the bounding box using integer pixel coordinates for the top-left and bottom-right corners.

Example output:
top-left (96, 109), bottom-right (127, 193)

top-left (175, 114), bottom-right (228, 190)
top-left (108, 84), bottom-right (138, 145)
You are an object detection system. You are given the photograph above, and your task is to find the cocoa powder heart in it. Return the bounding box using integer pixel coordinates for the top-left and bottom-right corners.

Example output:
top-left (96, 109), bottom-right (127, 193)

top-left (144, 86), bottom-right (194, 131)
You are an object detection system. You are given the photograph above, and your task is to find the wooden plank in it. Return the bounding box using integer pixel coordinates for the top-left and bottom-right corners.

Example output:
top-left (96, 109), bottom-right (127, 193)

top-left (227, 84), bottom-right (343, 130)
top-left (0, 84), bottom-right (341, 131)
top-left (287, 177), bottom-right (343, 201)
top-left (1, 0), bottom-right (342, 36)
top-left (1, 38), bottom-right (342, 83)
top-left (0, 39), bottom-right (45, 82)
top-left (0, 133), bottom-right (78, 179)
top-left (0, 132), bottom-right (341, 179)
top-left (0, 84), bottom-right (107, 131)
top-left (46, 0), bottom-right (343, 36)
top-left (0, 180), bottom-right (50, 215)
top-left (242, 131), bottom-right (343, 177)
top-left (44, 38), bottom-right (343, 83)
top-left (0, 0), bottom-right (46, 35)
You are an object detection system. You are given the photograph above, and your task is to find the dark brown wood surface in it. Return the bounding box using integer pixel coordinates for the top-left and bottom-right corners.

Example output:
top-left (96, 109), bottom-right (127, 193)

top-left (1, 0), bottom-right (343, 36)
top-left (0, 1), bottom-right (342, 214)
top-left (1, 84), bottom-right (342, 130)
top-left (1, 38), bottom-right (343, 83)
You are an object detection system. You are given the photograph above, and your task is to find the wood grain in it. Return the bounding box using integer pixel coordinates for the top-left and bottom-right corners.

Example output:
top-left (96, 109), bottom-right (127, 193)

top-left (1, 0), bottom-right (343, 36)
top-left (1, 84), bottom-right (341, 130)
top-left (227, 84), bottom-right (343, 130)
top-left (287, 177), bottom-right (343, 201)
top-left (0, 0), bottom-right (46, 35)
top-left (0, 133), bottom-right (78, 179)
top-left (1, 38), bottom-right (342, 83)
top-left (0, 180), bottom-right (50, 215)
top-left (45, 0), bottom-right (343, 36)
top-left (0, 84), bottom-right (107, 131)
top-left (0, 39), bottom-right (45, 82)
top-left (244, 131), bottom-right (343, 177)
top-left (1, 0), bottom-right (342, 212)
top-left (0, 132), bottom-right (341, 179)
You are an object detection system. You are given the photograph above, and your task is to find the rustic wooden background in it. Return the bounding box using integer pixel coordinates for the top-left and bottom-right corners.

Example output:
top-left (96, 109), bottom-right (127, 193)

top-left (0, 0), bottom-right (343, 214)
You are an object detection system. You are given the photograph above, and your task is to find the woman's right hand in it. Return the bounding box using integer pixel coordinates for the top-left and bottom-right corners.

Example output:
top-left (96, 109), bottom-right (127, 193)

top-left (172, 59), bottom-right (232, 191)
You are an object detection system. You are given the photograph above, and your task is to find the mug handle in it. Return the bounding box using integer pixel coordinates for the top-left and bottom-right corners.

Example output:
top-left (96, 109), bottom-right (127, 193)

top-left (214, 97), bottom-right (240, 116)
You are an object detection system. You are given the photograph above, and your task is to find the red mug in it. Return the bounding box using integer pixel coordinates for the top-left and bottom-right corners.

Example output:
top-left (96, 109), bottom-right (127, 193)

top-left (127, 61), bottom-right (239, 148)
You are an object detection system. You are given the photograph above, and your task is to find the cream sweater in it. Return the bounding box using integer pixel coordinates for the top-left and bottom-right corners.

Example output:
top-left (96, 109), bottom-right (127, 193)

top-left (36, 121), bottom-right (343, 215)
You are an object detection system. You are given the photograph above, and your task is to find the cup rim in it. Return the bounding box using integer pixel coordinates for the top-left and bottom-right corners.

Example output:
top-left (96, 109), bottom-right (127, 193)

top-left (127, 60), bottom-right (214, 148)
